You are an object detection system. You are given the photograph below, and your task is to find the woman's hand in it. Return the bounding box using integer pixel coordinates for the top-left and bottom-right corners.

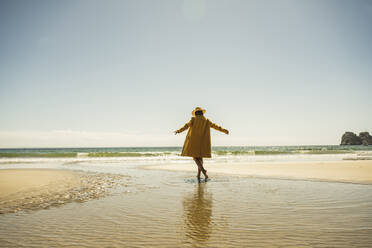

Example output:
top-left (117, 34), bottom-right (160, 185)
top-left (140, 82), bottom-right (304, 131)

top-left (224, 129), bottom-right (229, 135)
top-left (174, 130), bottom-right (179, 135)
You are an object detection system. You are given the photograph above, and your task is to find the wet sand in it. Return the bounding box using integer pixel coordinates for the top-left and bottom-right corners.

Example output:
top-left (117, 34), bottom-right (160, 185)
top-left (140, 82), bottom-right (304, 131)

top-left (1, 163), bottom-right (372, 247)
top-left (145, 160), bottom-right (372, 184)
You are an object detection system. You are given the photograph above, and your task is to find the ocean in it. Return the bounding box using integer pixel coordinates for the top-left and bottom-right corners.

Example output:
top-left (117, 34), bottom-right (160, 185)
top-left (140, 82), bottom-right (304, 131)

top-left (1, 145), bottom-right (371, 165)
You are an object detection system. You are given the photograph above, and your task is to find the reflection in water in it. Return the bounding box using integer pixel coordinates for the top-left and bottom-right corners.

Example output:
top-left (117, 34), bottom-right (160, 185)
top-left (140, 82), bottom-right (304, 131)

top-left (183, 182), bottom-right (213, 245)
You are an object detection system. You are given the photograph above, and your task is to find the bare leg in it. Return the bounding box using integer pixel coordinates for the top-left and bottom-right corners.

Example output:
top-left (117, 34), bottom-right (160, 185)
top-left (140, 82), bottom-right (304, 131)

top-left (193, 157), bottom-right (202, 180)
top-left (193, 157), bottom-right (208, 180)
top-left (200, 158), bottom-right (208, 180)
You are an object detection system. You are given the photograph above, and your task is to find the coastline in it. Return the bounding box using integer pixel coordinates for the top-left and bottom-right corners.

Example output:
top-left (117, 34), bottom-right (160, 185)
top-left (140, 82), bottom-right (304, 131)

top-left (144, 160), bottom-right (372, 184)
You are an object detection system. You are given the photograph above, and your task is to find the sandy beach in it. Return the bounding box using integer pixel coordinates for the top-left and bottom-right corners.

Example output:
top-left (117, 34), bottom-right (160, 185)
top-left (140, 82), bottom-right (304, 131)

top-left (1, 161), bottom-right (372, 247)
top-left (1, 160), bottom-right (372, 213)
top-left (1, 154), bottom-right (372, 247)
top-left (145, 160), bottom-right (372, 184)
top-left (0, 169), bottom-right (81, 199)
top-left (0, 169), bottom-right (128, 214)
top-left (3, 160), bottom-right (371, 204)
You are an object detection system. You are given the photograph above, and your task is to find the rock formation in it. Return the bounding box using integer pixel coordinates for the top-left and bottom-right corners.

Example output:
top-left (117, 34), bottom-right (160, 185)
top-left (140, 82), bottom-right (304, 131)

top-left (341, 132), bottom-right (361, 145)
top-left (359, 132), bottom-right (372, 146)
top-left (341, 131), bottom-right (372, 145)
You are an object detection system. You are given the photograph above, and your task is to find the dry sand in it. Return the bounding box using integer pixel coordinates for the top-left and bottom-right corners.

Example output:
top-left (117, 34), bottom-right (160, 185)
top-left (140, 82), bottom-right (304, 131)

top-left (145, 160), bottom-right (372, 184)
top-left (0, 169), bottom-right (81, 199)
top-left (0, 169), bottom-right (129, 214)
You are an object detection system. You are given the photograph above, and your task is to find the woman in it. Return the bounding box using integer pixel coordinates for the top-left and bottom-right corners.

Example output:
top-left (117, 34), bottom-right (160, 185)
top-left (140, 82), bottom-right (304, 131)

top-left (174, 107), bottom-right (229, 181)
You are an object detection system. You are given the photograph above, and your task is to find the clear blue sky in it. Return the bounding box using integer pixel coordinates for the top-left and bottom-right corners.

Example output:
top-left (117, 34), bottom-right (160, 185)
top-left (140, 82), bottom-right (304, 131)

top-left (0, 0), bottom-right (371, 147)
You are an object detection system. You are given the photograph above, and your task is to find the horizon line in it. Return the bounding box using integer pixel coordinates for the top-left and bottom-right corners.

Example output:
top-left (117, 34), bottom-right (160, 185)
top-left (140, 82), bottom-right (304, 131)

top-left (0, 144), bottom-right (345, 149)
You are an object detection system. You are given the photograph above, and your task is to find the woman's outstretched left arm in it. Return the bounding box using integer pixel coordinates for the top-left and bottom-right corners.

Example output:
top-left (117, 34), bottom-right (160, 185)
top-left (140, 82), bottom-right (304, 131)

top-left (174, 118), bottom-right (194, 135)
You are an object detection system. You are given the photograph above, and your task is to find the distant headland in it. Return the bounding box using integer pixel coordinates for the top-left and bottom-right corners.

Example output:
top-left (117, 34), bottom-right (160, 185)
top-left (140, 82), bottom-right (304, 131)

top-left (341, 131), bottom-right (372, 145)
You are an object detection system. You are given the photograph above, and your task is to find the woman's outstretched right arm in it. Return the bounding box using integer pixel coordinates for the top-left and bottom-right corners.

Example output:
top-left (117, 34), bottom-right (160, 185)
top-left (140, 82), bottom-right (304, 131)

top-left (209, 120), bottom-right (229, 134)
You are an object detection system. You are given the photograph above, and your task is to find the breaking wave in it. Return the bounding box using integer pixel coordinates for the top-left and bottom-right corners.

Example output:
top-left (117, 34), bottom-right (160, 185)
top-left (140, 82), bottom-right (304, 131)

top-left (0, 146), bottom-right (371, 160)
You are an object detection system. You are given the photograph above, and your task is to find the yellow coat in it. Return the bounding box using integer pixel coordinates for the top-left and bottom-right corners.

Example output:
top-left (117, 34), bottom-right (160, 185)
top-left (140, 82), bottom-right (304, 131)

top-left (176, 115), bottom-right (227, 158)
